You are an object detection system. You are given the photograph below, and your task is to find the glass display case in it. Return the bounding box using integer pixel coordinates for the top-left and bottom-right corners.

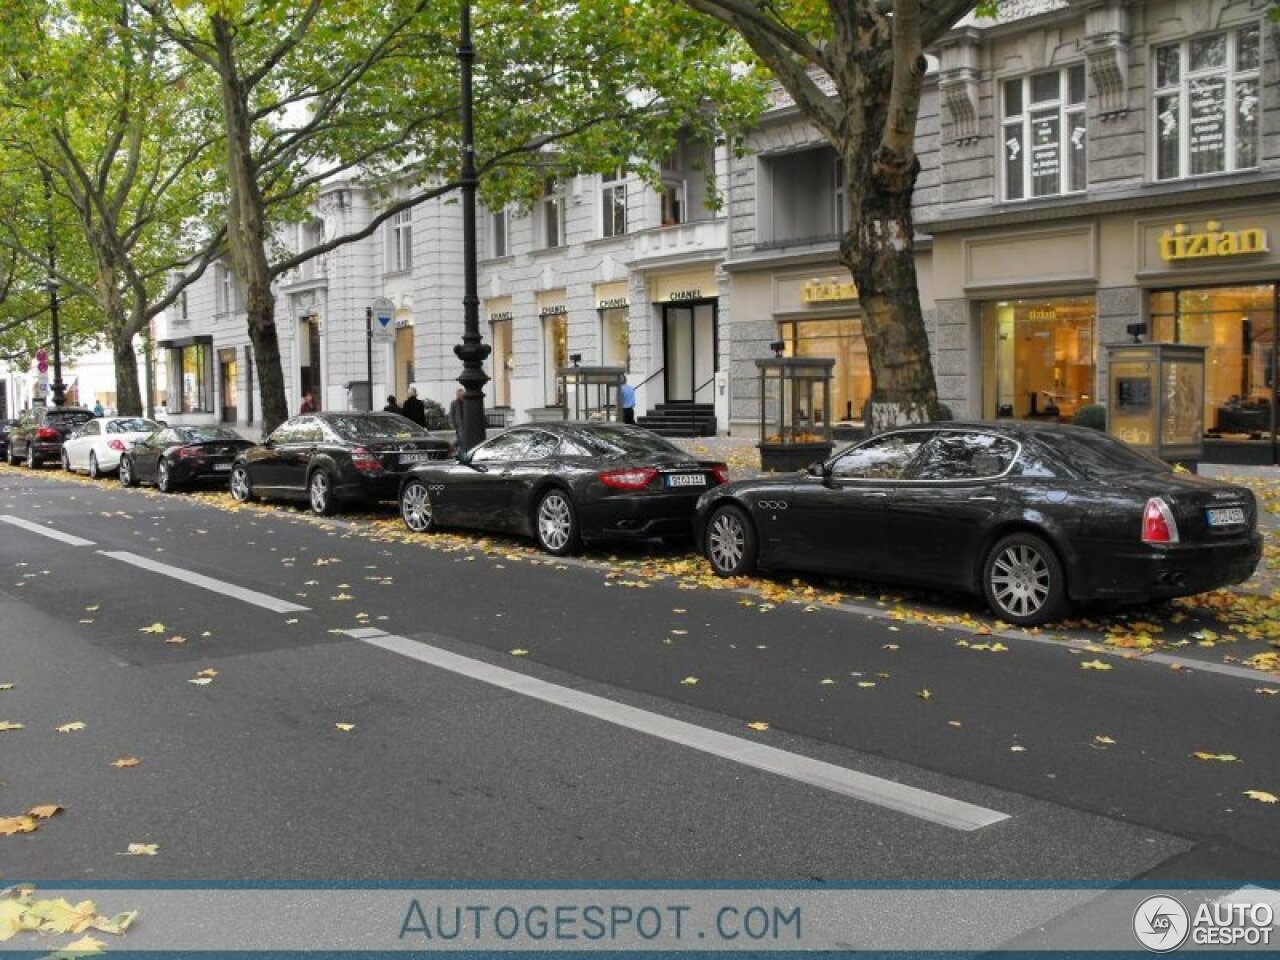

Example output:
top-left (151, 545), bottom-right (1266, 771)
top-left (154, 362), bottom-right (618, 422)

top-left (755, 356), bottom-right (835, 471)
top-left (1106, 342), bottom-right (1206, 466)
top-left (555, 364), bottom-right (626, 422)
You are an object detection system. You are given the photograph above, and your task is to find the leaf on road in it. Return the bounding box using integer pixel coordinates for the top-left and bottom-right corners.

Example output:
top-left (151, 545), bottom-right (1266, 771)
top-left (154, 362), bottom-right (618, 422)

top-left (61, 934), bottom-right (107, 954)
top-left (680, 677), bottom-right (699, 686)
top-left (882, 643), bottom-right (899, 650)
top-left (1192, 752), bottom-right (1240, 762)
top-left (819, 678), bottom-right (836, 685)
top-left (55, 722), bottom-right (86, 733)
top-left (1244, 790), bottom-right (1278, 804)
top-left (856, 681), bottom-right (877, 688)
top-left (917, 689), bottom-right (932, 700)
top-left (314, 557), bottom-right (341, 566)
top-left (1256, 688), bottom-right (1279, 696)
top-left (0, 722), bottom-right (24, 732)
top-left (165, 635), bottom-right (186, 645)
top-left (1093, 735), bottom-right (1117, 746)
top-left (110, 758), bottom-right (141, 768)
top-left (673, 608), bottom-right (686, 614)
top-left (117, 843), bottom-right (158, 856)
top-left (84, 605), bottom-right (99, 613)
top-left (1081, 659), bottom-right (1113, 671)
top-left (138, 623), bottom-right (165, 634)
top-left (0, 684), bottom-right (11, 691)
top-left (188, 677), bottom-right (213, 686)
top-left (285, 619), bottom-right (298, 625)
top-left (670, 629), bottom-right (688, 636)
top-left (746, 721), bottom-right (770, 731)
top-left (330, 593), bottom-right (353, 601)
top-left (0, 816), bottom-right (38, 835)
top-left (26, 805), bottom-right (63, 820)
top-left (509, 648), bottom-right (529, 657)
top-left (90, 911), bottom-right (138, 935)
top-left (334, 723), bottom-right (355, 732)
top-left (947, 720), bottom-right (963, 727)
top-left (196, 669), bottom-right (218, 678)
top-left (1010, 745), bottom-right (1028, 752)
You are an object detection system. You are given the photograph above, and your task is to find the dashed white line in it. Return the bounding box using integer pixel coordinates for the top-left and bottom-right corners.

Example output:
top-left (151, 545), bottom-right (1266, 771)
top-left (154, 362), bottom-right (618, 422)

top-left (0, 515), bottom-right (96, 547)
top-left (99, 550), bottom-right (309, 614)
top-left (348, 627), bottom-right (1010, 832)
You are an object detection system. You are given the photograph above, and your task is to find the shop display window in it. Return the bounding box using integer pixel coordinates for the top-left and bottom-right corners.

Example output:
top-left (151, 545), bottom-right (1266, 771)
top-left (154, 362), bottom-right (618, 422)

top-left (778, 317), bottom-right (870, 424)
top-left (981, 297), bottom-right (1096, 421)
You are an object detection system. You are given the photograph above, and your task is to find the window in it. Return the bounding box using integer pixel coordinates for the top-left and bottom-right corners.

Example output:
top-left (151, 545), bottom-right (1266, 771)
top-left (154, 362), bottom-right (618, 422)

top-left (78, 420), bottom-right (101, 437)
top-left (179, 289), bottom-right (188, 321)
top-left (761, 147), bottom-right (843, 243)
top-left (660, 178), bottom-right (685, 226)
top-left (540, 179), bottom-right (566, 249)
top-left (912, 432), bottom-right (1019, 481)
top-left (1001, 65), bottom-right (1087, 200)
top-left (831, 432), bottom-right (932, 480)
top-left (523, 431), bottom-right (560, 460)
top-left (980, 297), bottom-right (1096, 421)
top-left (779, 317), bottom-right (870, 423)
top-left (386, 208), bottom-right (412, 273)
top-left (1153, 25), bottom-right (1260, 180)
top-left (490, 207), bottom-right (509, 258)
top-left (471, 430), bottom-right (533, 463)
top-left (833, 156), bottom-right (846, 236)
top-left (215, 263), bottom-right (236, 314)
top-left (601, 171), bottom-right (627, 238)
top-left (174, 343), bottom-right (212, 413)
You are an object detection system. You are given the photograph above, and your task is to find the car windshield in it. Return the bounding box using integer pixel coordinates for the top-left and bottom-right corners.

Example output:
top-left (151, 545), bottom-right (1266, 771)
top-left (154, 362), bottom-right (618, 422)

top-left (46, 411), bottom-right (94, 428)
top-left (325, 414), bottom-right (430, 441)
top-left (1035, 430), bottom-right (1171, 478)
top-left (564, 426), bottom-right (683, 458)
top-left (107, 418), bottom-right (159, 434)
top-left (175, 426), bottom-right (242, 442)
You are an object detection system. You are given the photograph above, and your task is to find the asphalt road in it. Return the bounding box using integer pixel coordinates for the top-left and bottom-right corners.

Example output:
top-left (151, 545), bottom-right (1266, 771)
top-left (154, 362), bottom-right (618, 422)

top-left (1, 466), bottom-right (1277, 915)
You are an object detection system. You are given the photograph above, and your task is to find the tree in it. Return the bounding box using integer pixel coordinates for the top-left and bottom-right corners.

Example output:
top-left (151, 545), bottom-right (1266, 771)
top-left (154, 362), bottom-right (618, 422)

top-left (142, 0), bottom-right (763, 433)
top-left (677, 0), bottom-right (996, 427)
top-left (0, 0), bottom-right (224, 415)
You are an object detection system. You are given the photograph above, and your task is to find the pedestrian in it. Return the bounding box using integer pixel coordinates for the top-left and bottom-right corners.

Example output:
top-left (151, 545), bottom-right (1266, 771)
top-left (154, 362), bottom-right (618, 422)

top-left (401, 386), bottom-right (426, 427)
top-left (92, 400), bottom-right (104, 417)
top-left (383, 394), bottom-right (401, 415)
top-left (299, 388), bottom-right (318, 414)
top-left (620, 376), bottom-right (636, 425)
top-left (449, 387), bottom-right (465, 447)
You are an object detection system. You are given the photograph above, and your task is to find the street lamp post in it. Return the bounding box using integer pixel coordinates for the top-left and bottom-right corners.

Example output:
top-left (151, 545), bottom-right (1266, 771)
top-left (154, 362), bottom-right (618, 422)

top-left (452, 0), bottom-right (490, 452)
top-left (41, 167), bottom-right (67, 407)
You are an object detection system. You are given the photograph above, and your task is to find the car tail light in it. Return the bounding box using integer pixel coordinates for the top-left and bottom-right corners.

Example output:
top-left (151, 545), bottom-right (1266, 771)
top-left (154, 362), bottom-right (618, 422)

top-left (1142, 497), bottom-right (1180, 544)
top-left (176, 445), bottom-right (201, 459)
top-left (107, 439), bottom-right (126, 452)
top-left (599, 467), bottom-right (657, 490)
top-left (711, 463), bottom-right (730, 485)
top-left (36, 427), bottom-right (59, 439)
top-left (351, 446), bottom-right (381, 472)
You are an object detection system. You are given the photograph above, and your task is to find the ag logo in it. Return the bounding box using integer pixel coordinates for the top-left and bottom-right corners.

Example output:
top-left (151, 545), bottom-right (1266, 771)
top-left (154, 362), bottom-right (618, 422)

top-left (1133, 895), bottom-right (1190, 952)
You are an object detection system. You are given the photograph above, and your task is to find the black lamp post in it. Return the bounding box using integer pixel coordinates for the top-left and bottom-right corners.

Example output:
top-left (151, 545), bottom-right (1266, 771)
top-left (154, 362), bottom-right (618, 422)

top-left (452, 0), bottom-right (490, 452)
top-left (41, 166), bottom-right (66, 407)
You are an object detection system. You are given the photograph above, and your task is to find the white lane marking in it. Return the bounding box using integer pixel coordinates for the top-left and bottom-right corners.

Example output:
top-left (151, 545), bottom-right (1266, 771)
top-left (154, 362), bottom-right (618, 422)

top-left (99, 550), bottom-right (309, 614)
top-left (0, 515), bottom-right (96, 547)
top-left (349, 628), bottom-right (1009, 832)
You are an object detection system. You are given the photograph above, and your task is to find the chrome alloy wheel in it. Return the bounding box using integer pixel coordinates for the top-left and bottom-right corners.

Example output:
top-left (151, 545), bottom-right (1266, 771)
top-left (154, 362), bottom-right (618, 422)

top-left (119, 457), bottom-right (133, 487)
top-left (308, 471), bottom-right (331, 515)
top-left (537, 491), bottom-right (573, 552)
top-left (707, 510), bottom-right (746, 573)
top-left (401, 481), bottom-right (433, 533)
top-left (230, 465), bottom-right (251, 502)
top-left (989, 543), bottom-right (1051, 619)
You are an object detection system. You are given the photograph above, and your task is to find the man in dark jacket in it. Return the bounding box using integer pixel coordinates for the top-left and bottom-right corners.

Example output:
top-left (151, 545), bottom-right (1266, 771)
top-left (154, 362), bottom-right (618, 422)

top-left (401, 387), bottom-right (426, 426)
top-left (383, 395), bottom-right (401, 414)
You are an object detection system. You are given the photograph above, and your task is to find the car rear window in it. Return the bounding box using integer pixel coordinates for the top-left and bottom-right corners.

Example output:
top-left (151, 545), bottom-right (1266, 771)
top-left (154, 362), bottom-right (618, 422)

top-left (564, 426), bottom-right (683, 458)
top-left (325, 414), bottom-right (431, 441)
top-left (176, 427), bottom-right (242, 442)
top-left (107, 418), bottom-right (159, 434)
top-left (46, 411), bottom-right (94, 428)
top-left (1034, 430), bottom-right (1170, 477)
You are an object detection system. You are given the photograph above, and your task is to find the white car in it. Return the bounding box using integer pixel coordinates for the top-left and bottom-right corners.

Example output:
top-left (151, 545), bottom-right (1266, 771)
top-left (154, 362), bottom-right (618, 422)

top-left (62, 416), bottom-right (161, 478)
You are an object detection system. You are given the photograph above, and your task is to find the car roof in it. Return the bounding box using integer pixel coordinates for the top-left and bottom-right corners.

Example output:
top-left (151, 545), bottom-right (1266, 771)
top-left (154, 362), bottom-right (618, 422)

top-left (877, 420), bottom-right (1106, 441)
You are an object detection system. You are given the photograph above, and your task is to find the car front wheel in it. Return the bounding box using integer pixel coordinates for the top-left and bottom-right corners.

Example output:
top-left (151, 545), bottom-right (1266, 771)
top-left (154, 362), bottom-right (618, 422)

top-left (26, 445), bottom-right (38, 469)
top-left (88, 452), bottom-right (101, 479)
top-left (982, 532), bottom-right (1067, 627)
top-left (308, 470), bottom-right (335, 516)
top-left (230, 465), bottom-right (253, 503)
top-left (156, 460), bottom-right (175, 493)
top-left (535, 488), bottom-right (581, 556)
top-left (119, 456), bottom-right (136, 487)
top-left (704, 504), bottom-right (757, 577)
top-left (400, 479), bottom-right (436, 533)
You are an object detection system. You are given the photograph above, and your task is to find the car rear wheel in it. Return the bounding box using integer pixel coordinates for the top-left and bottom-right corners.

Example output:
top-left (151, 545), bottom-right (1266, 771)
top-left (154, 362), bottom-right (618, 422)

top-left (119, 456), bottom-right (137, 488)
top-left (156, 460), bottom-right (175, 494)
top-left (983, 532), bottom-right (1067, 627)
top-left (535, 488), bottom-right (581, 556)
top-left (705, 504), bottom-right (757, 577)
top-left (26, 445), bottom-right (38, 469)
top-left (308, 470), bottom-right (335, 516)
top-left (230, 465), bottom-right (253, 503)
top-left (61, 449), bottom-right (71, 472)
top-left (88, 452), bottom-right (101, 479)
top-left (400, 479), bottom-right (436, 533)
top-left (7, 443), bottom-right (17, 466)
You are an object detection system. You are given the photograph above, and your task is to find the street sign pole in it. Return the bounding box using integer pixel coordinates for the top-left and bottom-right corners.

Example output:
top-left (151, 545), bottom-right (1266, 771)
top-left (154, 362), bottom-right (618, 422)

top-left (365, 306), bottom-right (374, 412)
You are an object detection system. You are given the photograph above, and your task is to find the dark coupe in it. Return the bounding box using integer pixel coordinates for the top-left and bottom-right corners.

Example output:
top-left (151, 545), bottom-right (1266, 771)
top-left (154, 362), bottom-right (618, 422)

top-left (697, 422), bottom-right (1262, 626)
top-left (398, 422), bottom-right (729, 555)
top-left (120, 425), bottom-right (256, 492)
top-left (6, 407), bottom-right (95, 468)
top-left (230, 412), bottom-right (451, 515)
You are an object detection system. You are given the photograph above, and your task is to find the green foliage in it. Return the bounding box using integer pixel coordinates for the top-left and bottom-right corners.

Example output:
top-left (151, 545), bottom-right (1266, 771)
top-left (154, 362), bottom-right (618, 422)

top-left (1072, 404), bottom-right (1107, 431)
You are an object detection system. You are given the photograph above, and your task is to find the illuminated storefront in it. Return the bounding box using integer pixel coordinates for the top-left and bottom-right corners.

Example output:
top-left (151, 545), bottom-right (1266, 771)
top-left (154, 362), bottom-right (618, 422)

top-left (980, 296), bottom-right (1096, 420)
top-left (778, 316), bottom-right (870, 425)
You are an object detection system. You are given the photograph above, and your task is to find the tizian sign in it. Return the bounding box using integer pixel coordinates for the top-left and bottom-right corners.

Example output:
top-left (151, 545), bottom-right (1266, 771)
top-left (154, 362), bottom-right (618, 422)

top-left (1159, 221), bottom-right (1270, 262)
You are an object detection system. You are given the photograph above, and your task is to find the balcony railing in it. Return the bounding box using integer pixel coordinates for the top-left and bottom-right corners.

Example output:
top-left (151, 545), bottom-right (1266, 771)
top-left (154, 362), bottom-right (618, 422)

top-left (628, 219), bottom-right (727, 265)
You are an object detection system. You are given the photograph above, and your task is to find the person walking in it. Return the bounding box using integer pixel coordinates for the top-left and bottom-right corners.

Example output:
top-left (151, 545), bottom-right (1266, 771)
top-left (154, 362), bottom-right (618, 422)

top-left (620, 377), bottom-right (636, 425)
top-left (401, 386), bottom-right (426, 427)
top-left (299, 388), bottom-right (318, 414)
top-left (448, 388), bottom-right (465, 448)
top-left (92, 400), bottom-right (105, 417)
top-left (383, 395), bottom-right (401, 415)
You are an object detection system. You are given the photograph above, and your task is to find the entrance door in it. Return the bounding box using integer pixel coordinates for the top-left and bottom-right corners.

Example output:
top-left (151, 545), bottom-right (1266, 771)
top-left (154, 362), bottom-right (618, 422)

top-left (662, 301), bottom-right (716, 402)
top-left (219, 348), bottom-right (238, 423)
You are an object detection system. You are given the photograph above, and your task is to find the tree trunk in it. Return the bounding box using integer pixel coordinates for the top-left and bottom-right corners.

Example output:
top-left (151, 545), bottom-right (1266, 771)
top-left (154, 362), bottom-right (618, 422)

top-left (112, 330), bottom-right (142, 416)
top-left (213, 14), bottom-right (289, 434)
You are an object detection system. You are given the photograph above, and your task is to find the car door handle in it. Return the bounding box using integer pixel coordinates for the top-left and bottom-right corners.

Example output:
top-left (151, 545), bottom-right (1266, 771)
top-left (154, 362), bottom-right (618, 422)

top-left (968, 496), bottom-right (997, 501)
top-left (499, 470), bottom-right (514, 478)
top-left (863, 491), bottom-right (889, 498)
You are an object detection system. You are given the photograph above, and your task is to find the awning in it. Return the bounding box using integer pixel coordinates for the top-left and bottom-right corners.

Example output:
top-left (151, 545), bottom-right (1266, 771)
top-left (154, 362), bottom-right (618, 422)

top-left (156, 335), bottom-right (213, 349)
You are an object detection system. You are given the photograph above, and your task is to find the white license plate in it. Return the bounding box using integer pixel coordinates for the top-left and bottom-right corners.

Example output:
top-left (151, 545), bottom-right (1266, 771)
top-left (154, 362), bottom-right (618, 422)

top-left (400, 452), bottom-right (433, 464)
top-left (213, 462), bottom-right (232, 472)
top-left (666, 473), bottom-right (706, 488)
top-left (1207, 506), bottom-right (1245, 526)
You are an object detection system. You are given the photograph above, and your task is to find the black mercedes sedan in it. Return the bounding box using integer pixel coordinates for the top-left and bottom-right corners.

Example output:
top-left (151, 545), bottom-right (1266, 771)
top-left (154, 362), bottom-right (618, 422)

top-left (696, 422), bottom-right (1262, 626)
top-left (230, 412), bottom-right (451, 515)
top-left (398, 422), bottom-right (729, 555)
top-left (120, 425), bottom-right (256, 493)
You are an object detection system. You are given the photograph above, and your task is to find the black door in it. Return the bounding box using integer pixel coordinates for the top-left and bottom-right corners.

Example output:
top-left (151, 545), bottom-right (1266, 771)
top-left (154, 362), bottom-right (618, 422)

top-left (277, 419), bottom-right (325, 495)
top-left (450, 430), bottom-right (533, 530)
top-left (662, 301), bottom-right (717, 403)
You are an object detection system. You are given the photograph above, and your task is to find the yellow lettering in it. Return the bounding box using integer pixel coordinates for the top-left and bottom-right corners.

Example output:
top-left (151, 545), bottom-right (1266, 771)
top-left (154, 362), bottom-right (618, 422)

top-left (1158, 221), bottom-right (1271, 261)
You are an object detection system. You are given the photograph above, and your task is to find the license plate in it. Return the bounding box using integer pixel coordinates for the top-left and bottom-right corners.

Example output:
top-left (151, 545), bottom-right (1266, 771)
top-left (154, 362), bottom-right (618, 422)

top-left (400, 452), bottom-right (433, 465)
top-left (1207, 506), bottom-right (1245, 526)
top-left (666, 473), bottom-right (706, 488)
top-left (213, 462), bottom-right (232, 472)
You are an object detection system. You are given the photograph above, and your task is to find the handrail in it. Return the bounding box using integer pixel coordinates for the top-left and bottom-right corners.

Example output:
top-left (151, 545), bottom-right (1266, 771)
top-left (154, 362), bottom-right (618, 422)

top-left (636, 367), bottom-right (664, 390)
top-left (693, 374), bottom-right (716, 402)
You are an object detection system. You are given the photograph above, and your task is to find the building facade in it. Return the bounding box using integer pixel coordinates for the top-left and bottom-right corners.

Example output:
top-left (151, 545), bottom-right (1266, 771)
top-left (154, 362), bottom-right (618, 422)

top-left (169, 0), bottom-right (1280, 463)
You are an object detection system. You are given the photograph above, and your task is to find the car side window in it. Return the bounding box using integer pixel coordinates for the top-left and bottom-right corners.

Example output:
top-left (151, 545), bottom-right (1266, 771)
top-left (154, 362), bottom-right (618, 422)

top-left (830, 432), bottom-right (932, 481)
top-left (911, 432), bottom-right (1019, 481)
top-left (78, 421), bottom-right (101, 437)
top-left (268, 424), bottom-right (298, 445)
top-left (522, 431), bottom-right (560, 460)
top-left (471, 430), bottom-right (533, 464)
top-left (297, 423), bottom-right (325, 444)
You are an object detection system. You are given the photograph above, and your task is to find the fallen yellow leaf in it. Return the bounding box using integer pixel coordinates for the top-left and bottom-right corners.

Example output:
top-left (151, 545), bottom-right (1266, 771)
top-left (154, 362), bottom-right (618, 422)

top-left (118, 843), bottom-right (158, 856)
top-left (1192, 752), bottom-right (1239, 762)
top-left (138, 623), bottom-right (165, 634)
top-left (334, 723), bottom-right (356, 732)
top-left (746, 721), bottom-right (770, 731)
top-left (917, 689), bottom-right (932, 700)
top-left (680, 677), bottom-right (699, 686)
top-left (165, 635), bottom-right (187, 645)
top-left (196, 668), bottom-right (218, 678)
top-left (1010, 745), bottom-right (1028, 752)
top-left (0, 815), bottom-right (38, 835)
top-left (0, 684), bottom-right (11, 691)
top-left (856, 681), bottom-right (877, 688)
top-left (63, 934), bottom-right (106, 953)
top-left (0, 722), bottom-right (22, 731)
top-left (947, 720), bottom-right (963, 727)
top-left (188, 677), bottom-right (213, 686)
top-left (84, 605), bottom-right (100, 613)
top-left (1093, 735), bottom-right (1117, 746)
top-left (509, 648), bottom-right (528, 657)
top-left (1081, 659), bottom-right (1113, 671)
top-left (110, 757), bottom-right (141, 768)
top-left (55, 722), bottom-right (86, 733)
top-left (26, 805), bottom-right (63, 819)
top-left (1244, 790), bottom-right (1278, 804)
top-left (1256, 688), bottom-right (1279, 696)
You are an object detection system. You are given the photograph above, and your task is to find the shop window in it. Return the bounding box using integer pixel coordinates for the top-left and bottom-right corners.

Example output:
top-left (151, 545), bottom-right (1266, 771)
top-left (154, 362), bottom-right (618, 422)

top-left (1001, 65), bottom-right (1087, 200)
top-left (600, 307), bottom-right (630, 370)
top-left (1150, 284), bottom-right (1276, 438)
top-left (543, 313), bottom-right (568, 404)
top-left (980, 298), bottom-right (1096, 421)
top-left (601, 171), bottom-right (627, 238)
top-left (490, 317), bottom-right (513, 407)
top-left (170, 343), bottom-right (212, 413)
top-left (778, 317), bottom-right (870, 423)
top-left (1153, 25), bottom-right (1260, 181)
top-left (386, 207), bottom-right (413, 273)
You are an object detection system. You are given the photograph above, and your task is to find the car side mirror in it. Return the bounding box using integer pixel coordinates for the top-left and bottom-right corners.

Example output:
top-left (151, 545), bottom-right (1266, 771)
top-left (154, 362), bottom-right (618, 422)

top-left (806, 461), bottom-right (828, 479)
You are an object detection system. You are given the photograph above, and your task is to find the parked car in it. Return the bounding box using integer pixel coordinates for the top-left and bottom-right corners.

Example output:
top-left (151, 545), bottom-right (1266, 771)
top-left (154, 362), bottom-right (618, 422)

top-left (230, 412), bottom-right (451, 515)
top-left (0, 419), bottom-right (16, 461)
top-left (120, 425), bottom-right (256, 493)
top-left (61, 416), bottom-right (161, 478)
top-left (6, 407), bottom-right (96, 468)
top-left (398, 422), bottom-right (730, 555)
top-left (696, 422), bottom-right (1263, 626)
